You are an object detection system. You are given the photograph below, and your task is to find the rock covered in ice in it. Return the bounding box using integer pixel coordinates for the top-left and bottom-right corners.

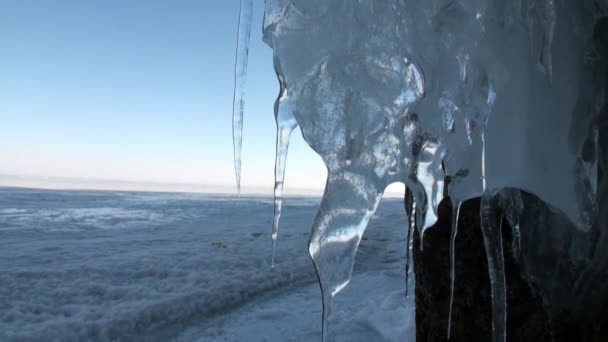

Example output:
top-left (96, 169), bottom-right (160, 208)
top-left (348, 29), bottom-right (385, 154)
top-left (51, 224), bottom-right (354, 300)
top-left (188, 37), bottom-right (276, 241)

top-left (230, 0), bottom-right (604, 340)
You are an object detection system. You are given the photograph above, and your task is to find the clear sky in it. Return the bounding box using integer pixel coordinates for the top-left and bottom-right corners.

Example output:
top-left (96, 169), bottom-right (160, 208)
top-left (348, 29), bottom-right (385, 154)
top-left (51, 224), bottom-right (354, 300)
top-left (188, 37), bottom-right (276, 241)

top-left (0, 0), bottom-right (329, 194)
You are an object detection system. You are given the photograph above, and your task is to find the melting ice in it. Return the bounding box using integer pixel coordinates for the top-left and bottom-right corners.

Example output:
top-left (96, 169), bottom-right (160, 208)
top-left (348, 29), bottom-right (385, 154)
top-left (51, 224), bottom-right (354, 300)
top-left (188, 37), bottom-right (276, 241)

top-left (233, 0), bottom-right (601, 341)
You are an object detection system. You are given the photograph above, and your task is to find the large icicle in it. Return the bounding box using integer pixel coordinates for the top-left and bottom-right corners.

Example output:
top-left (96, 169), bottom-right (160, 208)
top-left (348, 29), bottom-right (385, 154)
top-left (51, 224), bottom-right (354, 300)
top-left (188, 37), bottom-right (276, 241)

top-left (447, 200), bottom-right (462, 339)
top-left (480, 193), bottom-right (507, 342)
top-left (271, 70), bottom-right (298, 268)
top-left (231, 0), bottom-right (253, 194)
top-left (308, 172), bottom-right (383, 342)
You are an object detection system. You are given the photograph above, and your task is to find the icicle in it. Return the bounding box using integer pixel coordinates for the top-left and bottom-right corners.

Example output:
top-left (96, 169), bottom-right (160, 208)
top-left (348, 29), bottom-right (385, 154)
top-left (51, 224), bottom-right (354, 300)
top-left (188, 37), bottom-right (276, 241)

top-left (447, 199), bottom-right (462, 339)
top-left (538, 0), bottom-right (556, 83)
top-left (411, 192), bottom-right (426, 251)
top-left (417, 201), bottom-right (428, 251)
top-left (512, 223), bottom-right (521, 258)
top-left (498, 189), bottom-right (524, 258)
top-left (481, 81), bottom-right (496, 192)
top-left (404, 187), bottom-right (414, 298)
top-left (405, 214), bottom-right (414, 297)
top-left (271, 76), bottom-right (298, 269)
top-left (480, 193), bottom-right (507, 342)
top-left (415, 143), bottom-right (445, 242)
top-left (405, 178), bottom-right (430, 252)
top-left (231, 0), bottom-right (254, 194)
top-left (321, 289), bottom-right (333, 342)
top-left (524, 0), bottom-right (556, 82)
top-left (456, 52), bottom-right (469, 82)
top-left (308, 172), bottom-right (382, 342)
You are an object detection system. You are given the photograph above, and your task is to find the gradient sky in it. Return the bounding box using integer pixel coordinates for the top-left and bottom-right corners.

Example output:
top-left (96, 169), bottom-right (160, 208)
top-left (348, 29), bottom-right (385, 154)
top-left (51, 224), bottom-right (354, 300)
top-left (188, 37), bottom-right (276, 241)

top-left (0, 0), bottom-right (330, 193)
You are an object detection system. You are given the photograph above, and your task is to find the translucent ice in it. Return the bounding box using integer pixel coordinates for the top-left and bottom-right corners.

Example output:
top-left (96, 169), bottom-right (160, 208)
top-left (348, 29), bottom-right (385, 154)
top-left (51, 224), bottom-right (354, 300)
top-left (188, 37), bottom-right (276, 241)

top-left (231, 0), bottom-right (253, 194)
top-left (447, 200), bottom-right (462, 339)
top-left (271, 67), bottom-right (298, 268)
top-left (232, 0), bottom-right (603, 340)
top-left (480, 192), bottom-right (507, 342)
top-left (498, 189), bottom-right (524, 258)
top-left (404, 188), bottom-right (415, 298)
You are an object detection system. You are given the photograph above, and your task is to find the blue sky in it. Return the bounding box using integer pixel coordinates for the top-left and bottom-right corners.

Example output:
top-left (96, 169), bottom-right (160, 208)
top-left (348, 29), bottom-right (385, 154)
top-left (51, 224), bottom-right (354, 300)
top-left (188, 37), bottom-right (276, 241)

top-left (0, 1), bottom-right (327, 193)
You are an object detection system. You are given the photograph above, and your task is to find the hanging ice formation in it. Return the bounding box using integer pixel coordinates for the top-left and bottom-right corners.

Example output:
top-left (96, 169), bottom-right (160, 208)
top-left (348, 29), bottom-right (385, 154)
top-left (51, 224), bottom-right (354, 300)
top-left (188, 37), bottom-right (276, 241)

top-left (231, 0), bottom-right (253, 195)
top-left (271, 56), bottom-right (298, 268)
top-left (404, 187), bottom-right (416, 298)
top-left (232, 0), bottom-right (602, 341)
top-left (447, 200), bottom-right (461, 339)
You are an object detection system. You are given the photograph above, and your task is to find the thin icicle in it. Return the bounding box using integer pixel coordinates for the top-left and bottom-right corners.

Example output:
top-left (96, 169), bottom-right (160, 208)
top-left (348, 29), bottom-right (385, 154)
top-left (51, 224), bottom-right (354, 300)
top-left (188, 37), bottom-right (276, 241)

top-left (232, 0), bottom-right (254, 194)
top-left (480, 194), bottom-right (507, 342)
top-left (410, 194), bottom-right (423, 251)
top-left (271, 78), bottom-right (297, 268)
top-left (538, 0), bottom-right (556, 83)
top-left (404, 187), bottom-right (414, 298)
top-left (447, 200), bottom-right (462, 339)
top-left (405, 180), bottom-right (429, 252)
top-left (405, 217), bottom-right (414, 297)
top-left (481, 84), bottom-right (494, 193)
top-left (480, 82), bottom-right (496, 193)
top-left (512, 223), bottom-right (521, 258)
top-left (498, 189), bottom-right (524, 259)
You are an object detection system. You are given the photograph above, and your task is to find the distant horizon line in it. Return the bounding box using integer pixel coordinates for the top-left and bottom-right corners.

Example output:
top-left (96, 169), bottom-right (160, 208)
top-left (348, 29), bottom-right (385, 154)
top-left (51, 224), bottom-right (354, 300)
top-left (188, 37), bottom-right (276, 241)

top-left (0, 174), bottom-right (321, 196)
top-left (0, 174), bottom-right (405, 198)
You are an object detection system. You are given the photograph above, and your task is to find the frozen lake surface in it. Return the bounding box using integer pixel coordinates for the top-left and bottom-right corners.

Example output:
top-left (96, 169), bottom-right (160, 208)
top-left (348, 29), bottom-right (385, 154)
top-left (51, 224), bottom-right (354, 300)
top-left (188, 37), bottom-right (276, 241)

top-left (0, 188), bottom-right (414, 341)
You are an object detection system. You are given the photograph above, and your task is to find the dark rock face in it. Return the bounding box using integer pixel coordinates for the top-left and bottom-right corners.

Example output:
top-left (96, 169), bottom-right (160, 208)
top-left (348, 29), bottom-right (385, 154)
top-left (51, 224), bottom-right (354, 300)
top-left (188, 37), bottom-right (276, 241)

top-left (412, 196), bottom-right (608, 342)
top-left (413, 12), bottom-right (608, 342)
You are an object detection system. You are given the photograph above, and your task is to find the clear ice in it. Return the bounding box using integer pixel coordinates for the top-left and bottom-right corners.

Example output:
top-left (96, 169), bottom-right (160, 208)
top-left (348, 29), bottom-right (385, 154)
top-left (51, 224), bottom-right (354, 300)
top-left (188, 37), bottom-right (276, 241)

top-left (231, 0), bottom-right (253, 194)
top-left (481, 192), bottom-right (507, 342)
top-left (404, 188), bottom-right (415, 298)
top-left (233, 0), bottom-right (602, 341)
top-left (271, 61), bottom-right (298, 268)
top-left (447, 200), bottom-right (462, 339)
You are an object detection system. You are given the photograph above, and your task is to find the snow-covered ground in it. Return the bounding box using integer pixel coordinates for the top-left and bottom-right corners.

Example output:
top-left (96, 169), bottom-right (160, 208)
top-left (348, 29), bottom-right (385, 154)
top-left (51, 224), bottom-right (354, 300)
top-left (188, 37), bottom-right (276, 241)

top-left (0, 188), bottom-right (414, 341)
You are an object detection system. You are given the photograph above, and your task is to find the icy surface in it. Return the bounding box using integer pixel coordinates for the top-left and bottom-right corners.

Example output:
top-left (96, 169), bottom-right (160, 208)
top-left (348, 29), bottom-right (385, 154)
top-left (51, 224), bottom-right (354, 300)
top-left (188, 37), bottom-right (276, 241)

top-left (0, 188), bottom-right (413, 341)
top-left (245, 1), bottom-right (602, 341)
